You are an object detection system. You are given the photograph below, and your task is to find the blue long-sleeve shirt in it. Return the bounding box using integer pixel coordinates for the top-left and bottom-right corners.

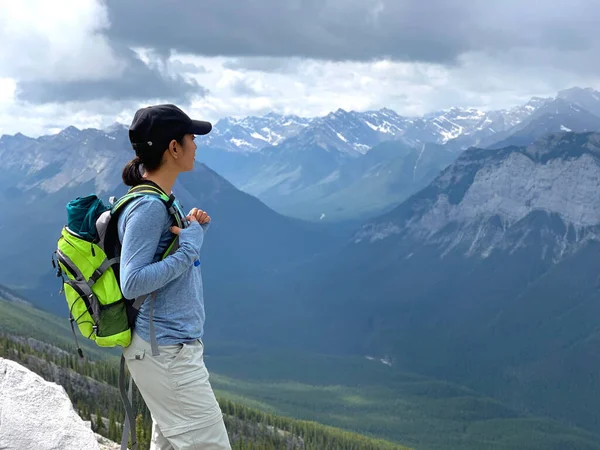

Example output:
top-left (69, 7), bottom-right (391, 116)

top-left (117, 194), bottom-right (208, 345)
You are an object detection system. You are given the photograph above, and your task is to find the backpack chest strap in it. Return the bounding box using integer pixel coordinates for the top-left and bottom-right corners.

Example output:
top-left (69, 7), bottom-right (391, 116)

top-left (90, 257), bottom-right (120, 283)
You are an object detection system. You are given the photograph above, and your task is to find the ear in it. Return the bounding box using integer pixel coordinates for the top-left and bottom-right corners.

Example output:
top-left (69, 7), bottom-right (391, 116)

top-left (168, 139), bottom-right (179, 158)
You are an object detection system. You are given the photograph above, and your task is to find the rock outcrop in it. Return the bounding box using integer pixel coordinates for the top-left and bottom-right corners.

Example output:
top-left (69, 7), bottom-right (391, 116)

top-left (0, 357), bottom-right (118, 450)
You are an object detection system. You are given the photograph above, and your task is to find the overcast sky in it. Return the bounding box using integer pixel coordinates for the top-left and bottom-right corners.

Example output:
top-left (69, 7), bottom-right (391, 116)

top-left (1, 0), bottom-right (599, 136)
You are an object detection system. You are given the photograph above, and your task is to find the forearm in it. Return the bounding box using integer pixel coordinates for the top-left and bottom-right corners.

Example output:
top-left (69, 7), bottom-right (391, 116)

top-left (120, 241), bottom-right (197, 299)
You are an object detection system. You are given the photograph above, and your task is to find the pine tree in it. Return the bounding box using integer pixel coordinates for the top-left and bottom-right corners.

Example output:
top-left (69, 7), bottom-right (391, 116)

top-left (135, 413), bottom-right (150, 449)
top-left (108, 408), bottom-right (118, 442)
top-left (95, 407), bottom-right (104, 433)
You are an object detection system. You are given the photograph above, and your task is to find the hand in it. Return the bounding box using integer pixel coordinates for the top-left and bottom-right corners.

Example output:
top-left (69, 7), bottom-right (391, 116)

top-left (170, 214), bottom-right (198, 235)
top-left (188, 208), bottom-right (211, 225)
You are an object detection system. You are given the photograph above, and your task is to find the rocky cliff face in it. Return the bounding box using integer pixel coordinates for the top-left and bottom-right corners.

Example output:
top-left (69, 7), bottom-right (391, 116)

top-left (0, 357), bottom-right (118, 450)
top-left (355, 132), bottom-right (600, 261)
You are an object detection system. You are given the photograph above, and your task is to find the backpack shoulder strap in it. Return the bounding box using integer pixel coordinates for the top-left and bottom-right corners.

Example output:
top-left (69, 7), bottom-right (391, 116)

top-left (112, 182), bottom-right (184, 229)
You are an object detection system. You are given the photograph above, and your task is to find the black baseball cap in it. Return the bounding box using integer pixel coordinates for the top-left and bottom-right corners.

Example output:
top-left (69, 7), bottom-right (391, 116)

top-left (129, 104), bottom-right (212, 152)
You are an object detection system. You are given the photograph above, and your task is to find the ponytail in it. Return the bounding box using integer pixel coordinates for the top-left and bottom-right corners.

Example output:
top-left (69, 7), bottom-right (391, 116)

top-left (122, 135), bottom-right (179, 186)
top-left (122, 156), bottom-right (143, 186)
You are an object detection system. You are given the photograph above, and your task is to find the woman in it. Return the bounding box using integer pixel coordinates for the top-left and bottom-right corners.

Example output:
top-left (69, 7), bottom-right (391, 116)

top-left (117, 104), bottom-right (231, 449)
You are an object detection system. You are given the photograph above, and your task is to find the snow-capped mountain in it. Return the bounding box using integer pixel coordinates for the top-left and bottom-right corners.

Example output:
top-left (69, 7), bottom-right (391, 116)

top-left (202, 112), bottom-right (313, 151)
top-left (275, 108), bottom-right (409, 156)
top-left (421, 107), bottom-right (492, 142)
top-left (486, 98), bottom-right (600, 149)
top-left (439, 97), bottom-right (555, 150)
top-left (503, 96), bottom-right (554, 128)
top-left (204, 106), bottom-right (499, 154)
top-left (557, 86), bottom-right (600, 117)
top-left (201, 87), bottom-right (600, 156)
top-left (85, 87), bottom-right (600, 158)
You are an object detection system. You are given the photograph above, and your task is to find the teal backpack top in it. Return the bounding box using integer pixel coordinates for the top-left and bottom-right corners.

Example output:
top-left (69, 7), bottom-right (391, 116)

top-left (52, 180), bottom-right (186, 450)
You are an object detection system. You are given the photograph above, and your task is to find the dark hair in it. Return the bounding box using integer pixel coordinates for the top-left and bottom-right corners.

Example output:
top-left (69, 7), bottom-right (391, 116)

top-left (122, 135), bottom-right (186, 186)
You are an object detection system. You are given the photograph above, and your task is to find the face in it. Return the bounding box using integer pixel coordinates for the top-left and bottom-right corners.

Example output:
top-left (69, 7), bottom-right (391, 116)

top-left (169, 133), bottom-right (197, 172)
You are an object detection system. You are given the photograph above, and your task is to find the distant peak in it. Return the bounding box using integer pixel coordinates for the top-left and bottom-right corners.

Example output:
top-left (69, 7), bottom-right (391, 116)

top-left (103, 122), bottom-right (127, 133)
top-left (59, 125), bottom-right (80, 135)
top-left (524, 96), bottom-right (553, 108)
top-left (215, 116), bottom-right (242, 126)
top-left (377, 107), bottom-right (402, 118)
top-left (263, 111), bottom-right (283, 119)
top-left (0, 131), bottom-right (32, 142)
top-left (558, 86), bottom-right (597, 94)
top-left (329, 108), bottom-right (349, 118)
top-left (528, 96), bottom-right (550, 103)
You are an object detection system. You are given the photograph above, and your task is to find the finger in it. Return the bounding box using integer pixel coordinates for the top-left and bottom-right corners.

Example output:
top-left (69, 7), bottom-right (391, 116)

top-left (170, 226), bottom-right (181, 235)
top-left (189, 208), bottom-right (199, 217)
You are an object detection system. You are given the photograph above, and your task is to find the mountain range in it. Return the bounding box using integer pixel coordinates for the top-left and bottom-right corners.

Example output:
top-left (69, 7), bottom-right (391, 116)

top-left (194, 86), bottom-right (600, 221)
top-left (202, 87), bottom-right (600, 154)
top-left (0, 125), bottom-right (348, 316)
top-left (3, 94), bottom-right (600, 448)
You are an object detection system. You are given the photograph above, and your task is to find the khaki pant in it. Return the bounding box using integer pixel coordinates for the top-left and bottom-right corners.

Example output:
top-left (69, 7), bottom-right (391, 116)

top-left (123, 332), bottom-right (231, 450)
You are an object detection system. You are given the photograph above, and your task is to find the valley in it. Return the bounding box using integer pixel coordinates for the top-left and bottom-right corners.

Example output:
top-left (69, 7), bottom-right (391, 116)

top-left (3, 297), bottom-right (599, 450)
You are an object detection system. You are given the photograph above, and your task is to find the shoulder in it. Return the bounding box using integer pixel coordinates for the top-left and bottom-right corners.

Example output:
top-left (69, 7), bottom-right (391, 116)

top-left (118, 194), bottom-right (170, 229)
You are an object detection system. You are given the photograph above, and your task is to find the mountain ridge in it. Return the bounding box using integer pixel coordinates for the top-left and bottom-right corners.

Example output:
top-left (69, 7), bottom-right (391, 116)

top-left (0, 125), bottom-right (349, 317)
top-left (10, 86), bottom-right (598, 156)
top-left (353, 132), bottom-right (600, 259)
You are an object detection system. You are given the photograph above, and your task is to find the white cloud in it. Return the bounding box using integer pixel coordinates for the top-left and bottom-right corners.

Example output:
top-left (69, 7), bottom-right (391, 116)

top-left (0, 0), bottom-right (122, 82)
top-left (3, 50), bottom-right (600, 137)
top-left (0, 0), bottom-right (600, 138)
top-left (0, 78), bottom-right (16, 105)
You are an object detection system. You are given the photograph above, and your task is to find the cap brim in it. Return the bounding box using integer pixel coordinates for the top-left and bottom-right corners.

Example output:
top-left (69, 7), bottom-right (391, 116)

top-left (189, 119), bottom-right (212, 135)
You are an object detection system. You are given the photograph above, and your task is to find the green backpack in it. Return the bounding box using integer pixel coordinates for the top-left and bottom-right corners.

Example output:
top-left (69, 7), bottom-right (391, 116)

top-left (52, 181), bottom-right (185, 450)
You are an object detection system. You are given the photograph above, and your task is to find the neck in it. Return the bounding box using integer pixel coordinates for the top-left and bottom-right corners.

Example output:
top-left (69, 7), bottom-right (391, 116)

top-left (142, 169), bottom-right (178, 194)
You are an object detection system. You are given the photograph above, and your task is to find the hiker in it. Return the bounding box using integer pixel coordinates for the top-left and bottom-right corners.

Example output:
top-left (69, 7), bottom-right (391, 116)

top-left (117, 104), bottom-right (231, 449)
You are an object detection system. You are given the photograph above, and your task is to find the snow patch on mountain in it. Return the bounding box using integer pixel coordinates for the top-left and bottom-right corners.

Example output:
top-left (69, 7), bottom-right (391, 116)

top-left (336, 132), bottom-right (348, 143)
top-left (204, 113), bottom-right (313, 151)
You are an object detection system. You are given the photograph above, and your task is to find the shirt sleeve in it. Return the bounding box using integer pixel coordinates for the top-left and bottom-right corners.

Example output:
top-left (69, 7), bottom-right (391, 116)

top-left (118, 196), bottom-right (205, 299)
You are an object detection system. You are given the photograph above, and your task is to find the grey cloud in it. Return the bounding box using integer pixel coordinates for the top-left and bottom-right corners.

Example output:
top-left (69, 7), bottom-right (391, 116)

top-left (230, 79), bottom-right (259, 97)
top-left (223, 57), bottom-right (302, 74)
top-left (103, 0), bottom-right (600, 66)
top-left (15, 46), bottom-right (207, 104)
top-left (168, 60), bottom-right (209, 74)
